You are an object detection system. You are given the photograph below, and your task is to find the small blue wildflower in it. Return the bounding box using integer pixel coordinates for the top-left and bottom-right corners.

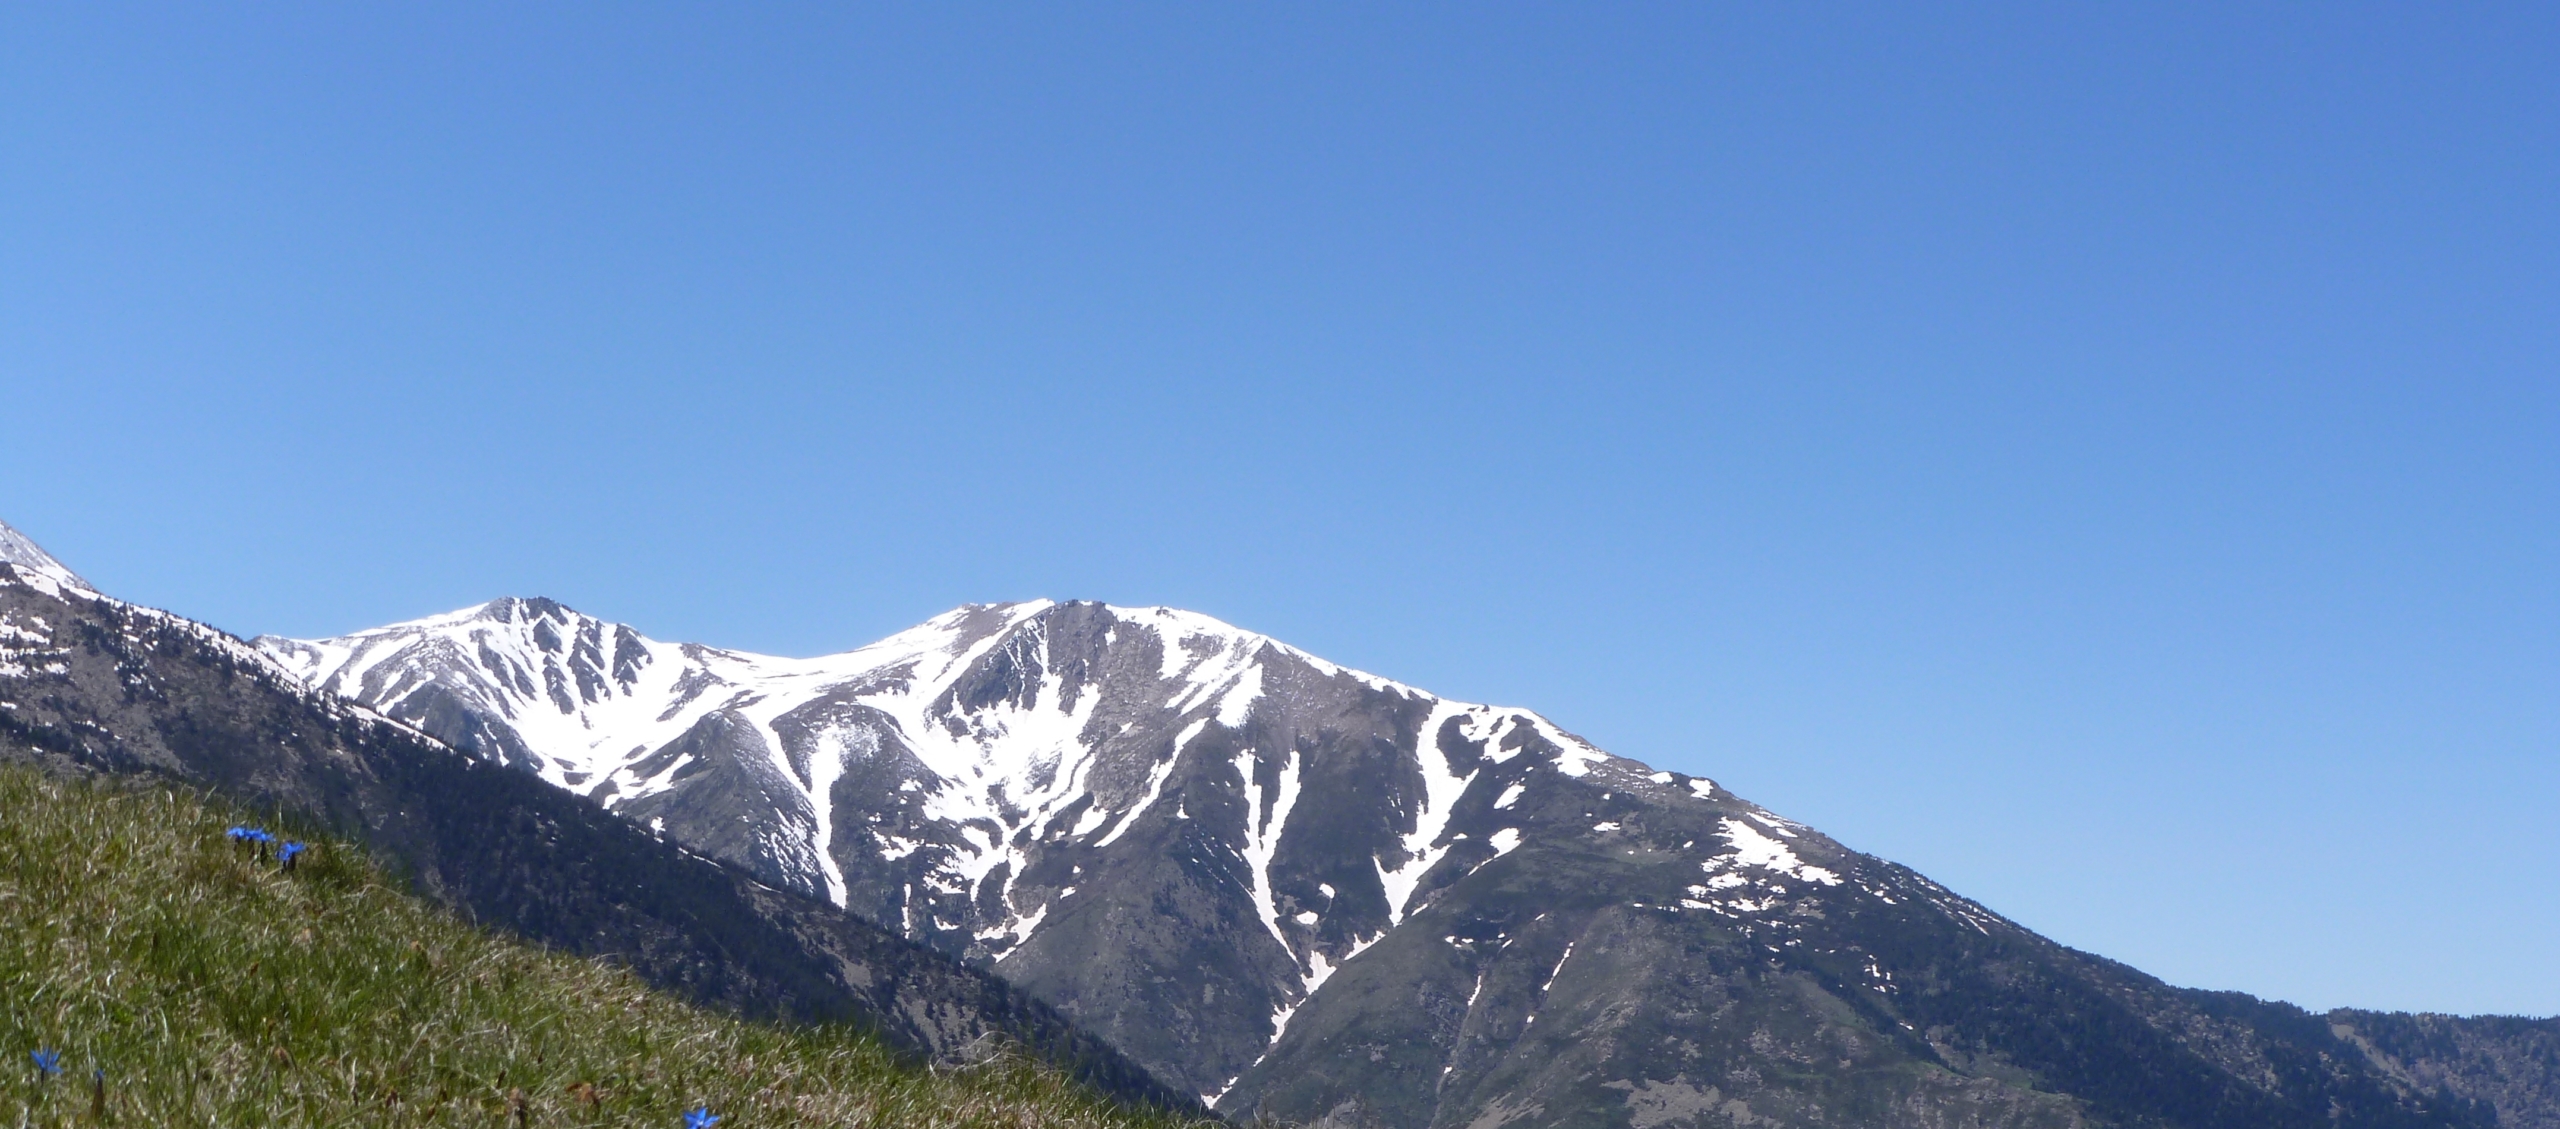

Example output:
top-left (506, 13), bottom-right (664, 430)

top-left (683, 1106), bottom-right (720, 1129)
top-left (30, 1048), bottom-right (60, 1076)
top-left (278, 842), bottom-right (306, 866)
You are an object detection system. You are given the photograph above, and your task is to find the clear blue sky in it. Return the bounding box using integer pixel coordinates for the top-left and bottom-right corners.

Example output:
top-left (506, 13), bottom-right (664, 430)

top-left (4, 5), bottom-right (2552, 1015)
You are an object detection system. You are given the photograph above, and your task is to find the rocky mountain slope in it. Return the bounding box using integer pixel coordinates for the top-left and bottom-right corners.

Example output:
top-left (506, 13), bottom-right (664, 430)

top-left (258, 592), bottom-right (2560, 1128)
top-left (2335, 1013), bottom-right (2560, 1129)
top-left (0, 524), bottom-right (1191, 1114)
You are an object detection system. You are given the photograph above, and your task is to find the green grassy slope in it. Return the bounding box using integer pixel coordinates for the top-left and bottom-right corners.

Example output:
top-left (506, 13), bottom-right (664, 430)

top-left (0, 765), bottom-right (1215, 1128)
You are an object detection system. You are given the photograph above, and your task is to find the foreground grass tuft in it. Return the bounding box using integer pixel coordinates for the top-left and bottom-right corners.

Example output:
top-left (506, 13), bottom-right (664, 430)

top-left (0, 765), bottom-right (1213, 1128)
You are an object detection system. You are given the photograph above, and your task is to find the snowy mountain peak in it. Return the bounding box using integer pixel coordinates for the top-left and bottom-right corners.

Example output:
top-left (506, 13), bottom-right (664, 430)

top-left (0, 520), bottom-right (92, 597)
top-left (255, 596), bottom-right (1612, 905)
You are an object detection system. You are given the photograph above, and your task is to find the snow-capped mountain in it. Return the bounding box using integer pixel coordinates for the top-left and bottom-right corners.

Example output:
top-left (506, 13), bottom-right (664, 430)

top-left (257, 598), bottom-right (1535, 927)
top-left (251, 596), bottom-right (2558, 1129)
top-left (256, 599), bottom-right (1864, 1097)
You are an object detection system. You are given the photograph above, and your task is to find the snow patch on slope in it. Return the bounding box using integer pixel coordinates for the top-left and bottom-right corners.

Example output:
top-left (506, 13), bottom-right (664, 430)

top-left (1704, 816), bottom-right (1840, 886)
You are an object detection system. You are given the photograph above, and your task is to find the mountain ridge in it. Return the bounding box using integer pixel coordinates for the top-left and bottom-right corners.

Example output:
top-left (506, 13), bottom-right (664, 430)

top-left (254, 588), bottom-right (2560, 1129)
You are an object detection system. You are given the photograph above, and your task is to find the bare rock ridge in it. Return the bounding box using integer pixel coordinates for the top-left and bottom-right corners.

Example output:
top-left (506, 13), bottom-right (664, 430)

top-left (0, 523), bottom-right (1195, 1115)
top-left (248, 585), bottom-right (2560, 1128)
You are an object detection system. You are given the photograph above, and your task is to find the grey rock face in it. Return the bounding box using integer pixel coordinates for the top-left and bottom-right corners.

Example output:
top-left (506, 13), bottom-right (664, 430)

top-left (258, 595), bottom-right (2550, 1128)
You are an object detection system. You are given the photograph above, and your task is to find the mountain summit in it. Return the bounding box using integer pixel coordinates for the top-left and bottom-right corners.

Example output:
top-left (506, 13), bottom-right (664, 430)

top-left (0, 519), bottom-right (90, 594)
top-left (260, 597), bottom-right (2560, 1128)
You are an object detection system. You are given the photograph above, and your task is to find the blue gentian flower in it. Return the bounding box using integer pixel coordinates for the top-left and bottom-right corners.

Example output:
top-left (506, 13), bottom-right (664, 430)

top-left (683, 1106), bottom-right (720, 1128)
top-left (30, 1048), bottom-right (60, 1076)
top-left (278, 842), bottom-right (306, 865)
